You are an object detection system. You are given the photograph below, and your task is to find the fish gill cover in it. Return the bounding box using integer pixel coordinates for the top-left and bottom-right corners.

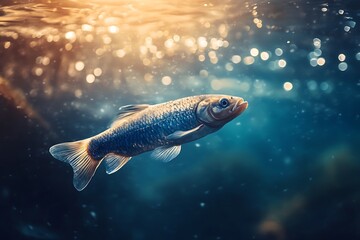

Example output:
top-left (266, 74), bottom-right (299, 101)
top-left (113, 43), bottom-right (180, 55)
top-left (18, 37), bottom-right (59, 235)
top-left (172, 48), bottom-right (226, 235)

top-left (0, 0), bottom-right (359, 239)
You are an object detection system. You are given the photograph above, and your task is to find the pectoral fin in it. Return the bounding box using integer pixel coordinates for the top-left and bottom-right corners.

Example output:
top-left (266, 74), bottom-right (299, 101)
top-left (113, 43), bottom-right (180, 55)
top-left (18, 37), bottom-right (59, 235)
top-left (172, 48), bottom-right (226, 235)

top-left (166, 124), bottom-right (204, 140)
top-left (151, 145), bottom-right (181, 162)
top-left (103, 153), bottom-right (132, 174)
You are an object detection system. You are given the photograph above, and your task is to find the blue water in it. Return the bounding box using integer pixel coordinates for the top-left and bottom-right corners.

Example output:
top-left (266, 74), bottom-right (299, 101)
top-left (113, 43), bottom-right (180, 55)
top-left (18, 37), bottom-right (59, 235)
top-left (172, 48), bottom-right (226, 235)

top-left (0, 0), bottom-right (359, 239)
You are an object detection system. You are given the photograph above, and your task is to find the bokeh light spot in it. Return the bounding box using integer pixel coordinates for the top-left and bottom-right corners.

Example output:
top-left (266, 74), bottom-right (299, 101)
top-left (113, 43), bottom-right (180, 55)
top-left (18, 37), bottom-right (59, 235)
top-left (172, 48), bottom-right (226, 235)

top-left (144, 73), bottom-right (153, 82)
top-left (231, 55), bottom-right (241, 64)
top-left (74, 89), bottom-right (82, 98)
top-left (283, 82), bottom-right (293, 91)
top-left (199, 70), bottom-right (208, 78)
top-left (86, 74), bottom-right (95, 83)
top-left (75, 61), bottom-right (85, 71)
top-left (34, 67), bottom-right (43, 76)
top-left (4, 41), bottom-right (11, 49)
top-left (94, 68), bottom-right (102, 77)
top-left (161, 76), bottom-right (172, 85)
top-left (164, 39), bottom-right (174, 49)
top-left (275, 48), bottom-right (283, 56)
top-left (82, 24), bottom-right (93, 32)
top-left (108, 26), bottom-right (119, 34)
top-left (307, 80), bottom-right (317, 91)
top-left (260, 52), bottom-right (270, 61)
top-left (243, 56), bottom-right (255, 65)
top-left (225, 63), bottom-right (233, 71)
top-left (115, 49), bottom-right (126, 58)
top-left (338, 53), bottom-right (346, 61)
top-left (338, 62), bottom-right (348, 71)
top-left (198, 55), bottom-right (206, 62)
top-left (356, 52), bottom-right (360, 61)
top-left (197, 37), bottom-right (208, 48)
top-left (313, 38), bottom-right (321, 48)
top-left (250, 48), bottom-right (259, 57)
top-left (317, 57), bottom-right (326, 66)
top-left (310, 58), bottom-right (318, 67)
top-left (278, 59), bottom-right (287, 68)
top-left (65, 31), bottom-right (76, 41)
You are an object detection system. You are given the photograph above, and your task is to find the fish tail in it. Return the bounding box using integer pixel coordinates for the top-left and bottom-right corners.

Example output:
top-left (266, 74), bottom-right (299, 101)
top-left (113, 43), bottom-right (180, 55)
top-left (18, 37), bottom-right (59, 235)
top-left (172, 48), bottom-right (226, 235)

top-left (49, 138), bottom-right (100, 191)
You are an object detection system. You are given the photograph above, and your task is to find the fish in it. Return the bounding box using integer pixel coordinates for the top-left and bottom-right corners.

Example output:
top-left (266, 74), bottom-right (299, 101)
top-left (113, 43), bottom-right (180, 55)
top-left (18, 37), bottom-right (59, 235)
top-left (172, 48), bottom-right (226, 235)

top-left (49, 94), bottom-right (248, 191)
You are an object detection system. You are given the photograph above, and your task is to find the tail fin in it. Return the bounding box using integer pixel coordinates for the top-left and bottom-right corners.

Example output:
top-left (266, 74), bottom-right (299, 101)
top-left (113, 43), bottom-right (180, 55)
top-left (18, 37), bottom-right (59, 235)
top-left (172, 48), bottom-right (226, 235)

top-left (49, 139), bottom-right (101, 191)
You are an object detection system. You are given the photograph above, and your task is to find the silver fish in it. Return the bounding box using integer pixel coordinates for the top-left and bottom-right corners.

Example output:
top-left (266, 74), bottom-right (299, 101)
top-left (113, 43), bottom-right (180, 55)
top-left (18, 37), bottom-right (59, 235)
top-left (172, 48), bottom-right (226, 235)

top-left (49, 94), bottom-right (248, 191)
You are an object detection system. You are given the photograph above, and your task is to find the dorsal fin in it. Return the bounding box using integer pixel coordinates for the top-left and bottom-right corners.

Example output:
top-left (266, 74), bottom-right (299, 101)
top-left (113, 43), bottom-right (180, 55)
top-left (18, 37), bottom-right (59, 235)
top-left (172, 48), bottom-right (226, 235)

top-left (111, 104), bottom-right (150, 127)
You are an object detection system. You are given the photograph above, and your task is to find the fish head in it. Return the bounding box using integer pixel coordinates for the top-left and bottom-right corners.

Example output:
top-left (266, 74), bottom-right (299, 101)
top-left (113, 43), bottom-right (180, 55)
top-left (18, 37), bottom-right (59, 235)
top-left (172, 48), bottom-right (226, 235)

top-left (196, 95), bottom-right (248, 127)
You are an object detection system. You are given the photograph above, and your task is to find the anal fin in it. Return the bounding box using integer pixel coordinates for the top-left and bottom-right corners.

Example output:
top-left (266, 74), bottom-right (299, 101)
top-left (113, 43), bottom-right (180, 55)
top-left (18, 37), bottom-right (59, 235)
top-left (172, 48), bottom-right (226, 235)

top-left (103, 153), bottom-right (131, 174)
top-left (151, 145), bottom-right (181, 162)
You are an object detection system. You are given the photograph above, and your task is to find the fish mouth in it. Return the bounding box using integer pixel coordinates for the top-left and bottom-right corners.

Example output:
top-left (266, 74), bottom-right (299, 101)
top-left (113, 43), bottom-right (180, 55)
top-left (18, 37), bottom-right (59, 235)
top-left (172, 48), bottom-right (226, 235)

top-left (231, 98), bottom-right (248, 115)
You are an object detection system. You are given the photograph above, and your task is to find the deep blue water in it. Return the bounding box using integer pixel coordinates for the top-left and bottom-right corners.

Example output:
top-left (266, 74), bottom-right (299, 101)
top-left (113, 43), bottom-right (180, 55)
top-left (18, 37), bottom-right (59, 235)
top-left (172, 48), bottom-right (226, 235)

top-left (0, 0), bottom-right (360, 239)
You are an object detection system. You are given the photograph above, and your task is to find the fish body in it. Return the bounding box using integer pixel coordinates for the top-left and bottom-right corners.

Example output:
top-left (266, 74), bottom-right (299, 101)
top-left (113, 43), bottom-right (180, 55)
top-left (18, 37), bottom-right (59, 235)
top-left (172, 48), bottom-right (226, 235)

top-left (89, 96), bottom-right (214, 159)
top-left (49, 94), bottom-right (248, 191)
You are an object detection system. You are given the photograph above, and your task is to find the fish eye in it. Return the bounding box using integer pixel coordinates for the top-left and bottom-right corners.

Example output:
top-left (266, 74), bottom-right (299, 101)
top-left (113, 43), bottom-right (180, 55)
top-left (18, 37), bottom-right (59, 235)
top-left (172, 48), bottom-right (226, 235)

top-left (219, 98), bottom-right (229, 108)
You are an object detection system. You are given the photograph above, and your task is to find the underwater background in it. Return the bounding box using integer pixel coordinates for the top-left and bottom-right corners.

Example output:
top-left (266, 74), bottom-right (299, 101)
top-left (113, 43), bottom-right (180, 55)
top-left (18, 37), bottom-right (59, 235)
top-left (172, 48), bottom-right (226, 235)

top-left (0, 0), bottom-right (359, 239)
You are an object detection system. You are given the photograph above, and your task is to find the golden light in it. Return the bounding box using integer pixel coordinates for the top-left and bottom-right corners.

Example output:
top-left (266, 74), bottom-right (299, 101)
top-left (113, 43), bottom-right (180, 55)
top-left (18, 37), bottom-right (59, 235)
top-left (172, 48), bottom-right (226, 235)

top-left (0, 0), bottom-right (244, 126)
